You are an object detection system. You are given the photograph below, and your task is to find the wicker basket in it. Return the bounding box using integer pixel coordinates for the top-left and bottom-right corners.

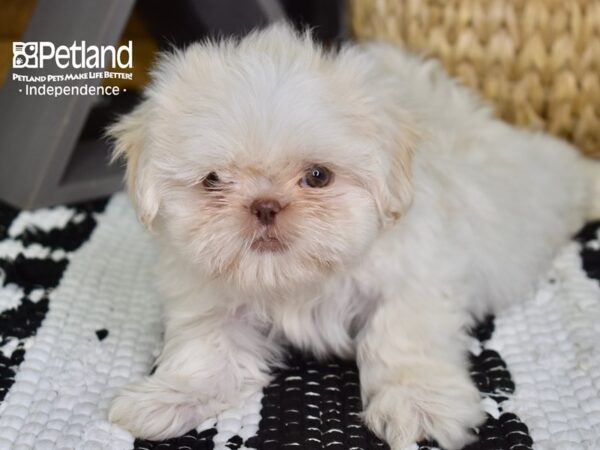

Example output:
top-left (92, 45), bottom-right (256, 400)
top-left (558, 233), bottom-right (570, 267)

top-left (349, 0), bottom-right (600, 158)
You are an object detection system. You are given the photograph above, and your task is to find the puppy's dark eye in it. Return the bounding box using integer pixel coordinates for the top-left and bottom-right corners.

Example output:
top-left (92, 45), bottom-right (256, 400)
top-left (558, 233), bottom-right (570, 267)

top-left (202, 172), bottom-right (221, 190)
top-left (302, 165), bottom-right (333, 188)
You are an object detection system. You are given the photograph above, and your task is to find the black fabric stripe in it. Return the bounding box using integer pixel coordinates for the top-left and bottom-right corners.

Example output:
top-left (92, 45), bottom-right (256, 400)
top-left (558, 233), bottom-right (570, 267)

top-left (246, 353), bottom-right (388, 450)
top-left (14, 199), bottom-right (108, 251)
top-left (0, 342), bottom-right (26, 403)
top-left (0, 297), bottom-right (49, 402)
top-left (134, 428), bottom-right (217, 450)
top-left (0, 199), bottom-right (109, 293)
top-left (0, 296), bottom-right (49, 345)
top-left (464, 413), bottom-right (533, 450)
top-left (574, 220), bottom-right (600, 243)
top-left (226, 435), bottom-right (243, 449)
top-left (581, 247), bottom-right (600, 281)
top-left (0, 256), bottom-right (68, 293)
top-left (470, 349), bottom-right (515, 403)
top-left (574, 221), bottom-right (600, 281)
top-left (0, 201), bottom-right (19, 242)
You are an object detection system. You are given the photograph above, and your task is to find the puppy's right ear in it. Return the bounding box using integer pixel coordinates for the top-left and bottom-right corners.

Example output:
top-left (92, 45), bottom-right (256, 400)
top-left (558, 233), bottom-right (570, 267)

top-left (108, 102), bottom-right (159, 230)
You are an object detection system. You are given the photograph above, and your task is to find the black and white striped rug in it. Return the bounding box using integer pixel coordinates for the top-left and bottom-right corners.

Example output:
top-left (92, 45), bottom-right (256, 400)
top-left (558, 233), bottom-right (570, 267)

top-left (0, 193), bottom-right (599, 450)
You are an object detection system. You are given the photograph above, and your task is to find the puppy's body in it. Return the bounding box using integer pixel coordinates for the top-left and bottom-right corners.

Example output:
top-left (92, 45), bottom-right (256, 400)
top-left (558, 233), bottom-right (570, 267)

top-left (109, 26), bottom-right (599, 449)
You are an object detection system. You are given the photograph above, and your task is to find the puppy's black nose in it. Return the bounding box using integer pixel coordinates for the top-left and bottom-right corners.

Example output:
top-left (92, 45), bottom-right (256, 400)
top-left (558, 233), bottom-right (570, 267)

top-left (250, 198), bottom-right (281, 226)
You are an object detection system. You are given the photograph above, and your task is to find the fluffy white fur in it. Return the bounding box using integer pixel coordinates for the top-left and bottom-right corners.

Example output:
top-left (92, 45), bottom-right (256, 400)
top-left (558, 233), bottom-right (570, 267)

top-left (107, 24), bottom-right (600, 449)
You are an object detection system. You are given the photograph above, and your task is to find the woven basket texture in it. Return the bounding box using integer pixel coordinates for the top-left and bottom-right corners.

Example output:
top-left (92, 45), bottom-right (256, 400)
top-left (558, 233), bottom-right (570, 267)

top-left (349, 0), bottom-right (600, 157)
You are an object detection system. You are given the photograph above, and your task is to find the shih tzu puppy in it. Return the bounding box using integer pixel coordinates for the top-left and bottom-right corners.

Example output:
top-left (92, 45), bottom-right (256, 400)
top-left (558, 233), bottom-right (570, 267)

top-left (108, 24), bottom-right (600, 449)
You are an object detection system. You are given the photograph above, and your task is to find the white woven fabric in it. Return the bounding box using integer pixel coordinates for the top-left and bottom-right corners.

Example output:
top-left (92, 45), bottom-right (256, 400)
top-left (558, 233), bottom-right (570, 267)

top-left (488, 240), bottom-right (600, 450)
top-left (0, 195), bottom-right (156, 450)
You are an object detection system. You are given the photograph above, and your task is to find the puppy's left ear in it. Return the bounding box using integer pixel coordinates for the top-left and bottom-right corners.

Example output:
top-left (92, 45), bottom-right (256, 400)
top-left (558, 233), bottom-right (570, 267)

top-left (107, 101), bottom-right (160, 230)
top-left (376, 116), bottom-right (419, 225)
top-left (333, 46), bottom-right (418, 225)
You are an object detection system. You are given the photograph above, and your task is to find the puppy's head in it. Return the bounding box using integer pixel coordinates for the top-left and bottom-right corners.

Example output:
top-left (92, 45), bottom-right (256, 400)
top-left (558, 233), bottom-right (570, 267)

top-left (109, 24), bottom-right (417, 292)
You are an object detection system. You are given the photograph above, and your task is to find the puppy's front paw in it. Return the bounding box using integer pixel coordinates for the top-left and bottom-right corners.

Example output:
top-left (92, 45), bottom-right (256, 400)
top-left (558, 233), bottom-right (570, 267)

top-left (109, 379), bottom-right (208, 440)
top-left (363, 373), bottom-right (485, 450)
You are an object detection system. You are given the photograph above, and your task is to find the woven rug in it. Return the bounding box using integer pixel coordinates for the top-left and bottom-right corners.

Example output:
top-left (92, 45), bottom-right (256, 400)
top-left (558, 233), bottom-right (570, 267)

top-left (0, 193), bottom-right (599, 450)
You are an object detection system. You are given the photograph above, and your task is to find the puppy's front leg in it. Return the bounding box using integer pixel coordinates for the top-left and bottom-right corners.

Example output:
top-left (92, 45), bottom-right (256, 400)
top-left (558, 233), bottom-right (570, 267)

top-left (357, 286), bottom-right (485, 450)
top-left (109, 309), bottom-right (276, 440)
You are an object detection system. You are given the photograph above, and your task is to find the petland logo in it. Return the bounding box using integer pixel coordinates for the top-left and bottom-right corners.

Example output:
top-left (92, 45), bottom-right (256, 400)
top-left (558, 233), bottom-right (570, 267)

top-left (12, 40), bottom-right (134, 96)
top-left (13, 41), bottom-right (132, 69)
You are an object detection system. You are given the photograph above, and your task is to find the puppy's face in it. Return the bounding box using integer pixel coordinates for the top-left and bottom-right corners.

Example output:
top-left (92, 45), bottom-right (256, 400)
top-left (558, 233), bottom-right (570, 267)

top-left (110, 26), bottom-right (415, 292)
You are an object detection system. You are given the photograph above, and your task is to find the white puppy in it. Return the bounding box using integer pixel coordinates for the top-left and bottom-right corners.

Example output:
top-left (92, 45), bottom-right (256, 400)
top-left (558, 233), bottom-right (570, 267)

top-left (108, 24), bottom-right (600, 449)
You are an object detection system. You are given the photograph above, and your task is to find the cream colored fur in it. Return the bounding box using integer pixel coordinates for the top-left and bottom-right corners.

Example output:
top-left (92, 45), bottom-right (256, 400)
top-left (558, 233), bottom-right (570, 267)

top-left (107, 24), bottom-right (597, 449)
